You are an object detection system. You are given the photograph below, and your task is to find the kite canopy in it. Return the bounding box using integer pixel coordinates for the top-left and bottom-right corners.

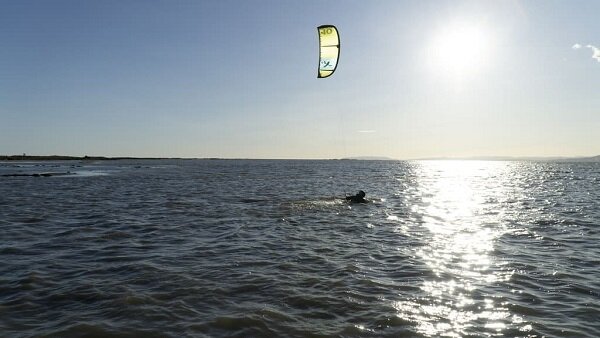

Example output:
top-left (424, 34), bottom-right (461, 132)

top-left (317, 25), bottom-right (340, 78)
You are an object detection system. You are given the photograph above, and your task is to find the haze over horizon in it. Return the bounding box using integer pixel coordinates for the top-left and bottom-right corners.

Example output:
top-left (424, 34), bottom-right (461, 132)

top-left (2, 0), bottom-right (599, 159)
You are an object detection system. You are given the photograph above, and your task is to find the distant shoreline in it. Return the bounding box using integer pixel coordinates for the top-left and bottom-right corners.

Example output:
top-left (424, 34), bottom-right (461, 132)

top-left (1, 155), bottom-right (599, 162)
top-left (0, 155), bottom-right (184, 161)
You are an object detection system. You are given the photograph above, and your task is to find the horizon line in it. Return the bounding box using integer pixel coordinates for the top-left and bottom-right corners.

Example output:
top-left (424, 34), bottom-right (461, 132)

top-left (2, 154), bottom-right (600, 162)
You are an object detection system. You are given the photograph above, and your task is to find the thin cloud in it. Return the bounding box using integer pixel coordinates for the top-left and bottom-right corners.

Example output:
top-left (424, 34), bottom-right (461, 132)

top-left (357, 130), bottom-right (376, 133)
top-left (586, 44), bottom-right (600, 62)
top-left (573, 43), bottom-right (600, 63)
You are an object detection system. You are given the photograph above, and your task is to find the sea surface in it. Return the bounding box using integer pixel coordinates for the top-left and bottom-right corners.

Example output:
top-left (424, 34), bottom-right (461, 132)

top-left (1, 159), bottom-right (599, 338)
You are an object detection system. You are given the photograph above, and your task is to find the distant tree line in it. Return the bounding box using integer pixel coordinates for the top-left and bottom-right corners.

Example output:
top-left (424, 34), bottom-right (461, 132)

top-left (0, 155), bottom-right (180, 161)
top-left (2, 155), bottom-right (117, 161)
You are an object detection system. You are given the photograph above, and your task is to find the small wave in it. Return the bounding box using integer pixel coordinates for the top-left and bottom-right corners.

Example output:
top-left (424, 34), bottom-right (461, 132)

top-left (39, 323), bottom-right (169, 338)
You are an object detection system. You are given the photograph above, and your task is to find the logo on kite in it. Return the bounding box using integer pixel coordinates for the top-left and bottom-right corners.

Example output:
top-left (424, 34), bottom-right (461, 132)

top-left (318, 25), bottom-right (340, 78)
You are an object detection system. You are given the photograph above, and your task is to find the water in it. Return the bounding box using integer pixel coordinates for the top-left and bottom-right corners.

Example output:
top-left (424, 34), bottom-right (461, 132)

top-left (1, 159), bottom-right (599, 337)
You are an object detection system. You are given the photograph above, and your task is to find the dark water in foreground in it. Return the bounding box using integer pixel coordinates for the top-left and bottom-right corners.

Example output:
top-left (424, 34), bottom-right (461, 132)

top-left (1, 159), bottom-right (599, 337)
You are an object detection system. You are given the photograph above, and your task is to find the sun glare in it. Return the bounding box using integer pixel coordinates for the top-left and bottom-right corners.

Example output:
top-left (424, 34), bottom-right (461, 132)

top-left (428, 22), bottom-right (492, 78)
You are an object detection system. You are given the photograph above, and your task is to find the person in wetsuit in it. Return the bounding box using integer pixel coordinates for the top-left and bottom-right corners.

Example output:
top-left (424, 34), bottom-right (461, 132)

top-left (346, 190), bottom-right (367, 203)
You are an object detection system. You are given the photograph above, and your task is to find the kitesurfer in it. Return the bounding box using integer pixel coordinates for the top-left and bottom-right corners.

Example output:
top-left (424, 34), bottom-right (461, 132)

top-left (346, 190), bottom-right (367, 203)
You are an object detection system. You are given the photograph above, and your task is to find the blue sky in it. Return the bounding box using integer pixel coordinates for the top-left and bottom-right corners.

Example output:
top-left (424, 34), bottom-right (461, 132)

top-left (1, 0), bottom-right (599, 159)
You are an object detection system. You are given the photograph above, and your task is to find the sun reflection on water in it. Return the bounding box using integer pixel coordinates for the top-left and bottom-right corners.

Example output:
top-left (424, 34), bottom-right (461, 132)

top-left (395, 161), bottom-right (526, 337)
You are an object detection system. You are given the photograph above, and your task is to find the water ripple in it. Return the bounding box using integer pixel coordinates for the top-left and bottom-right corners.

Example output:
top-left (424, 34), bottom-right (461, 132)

top-left (1, 159), bottom-right (599, 337)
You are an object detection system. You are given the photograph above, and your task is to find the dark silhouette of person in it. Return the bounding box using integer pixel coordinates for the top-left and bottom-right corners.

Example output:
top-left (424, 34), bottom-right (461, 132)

top-left (346, 190), bottom-right (367, 203)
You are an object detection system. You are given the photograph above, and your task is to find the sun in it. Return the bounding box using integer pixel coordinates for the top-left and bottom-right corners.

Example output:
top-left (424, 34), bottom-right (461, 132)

top-left (427, 22), bottom-right (492, 78)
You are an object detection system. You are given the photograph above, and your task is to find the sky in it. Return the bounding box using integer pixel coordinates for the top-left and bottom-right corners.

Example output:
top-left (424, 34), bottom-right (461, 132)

top-left (1, 0), bottom-right (599, 159)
